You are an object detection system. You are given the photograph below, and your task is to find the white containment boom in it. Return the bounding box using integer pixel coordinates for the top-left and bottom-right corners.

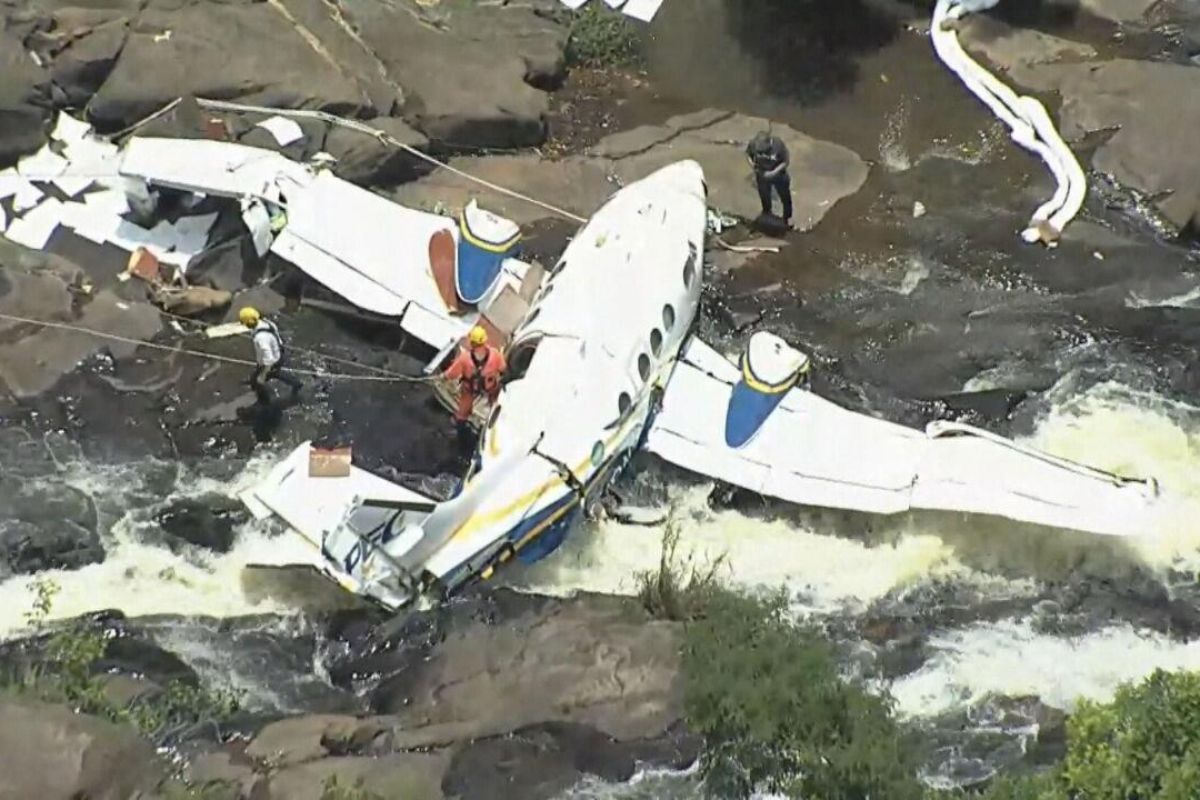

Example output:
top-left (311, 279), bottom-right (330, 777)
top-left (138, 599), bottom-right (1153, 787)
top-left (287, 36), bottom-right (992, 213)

top-left (930, 0), bottom-right (1086, 243)
top-left (645, 337), bottom-right (1163, 537)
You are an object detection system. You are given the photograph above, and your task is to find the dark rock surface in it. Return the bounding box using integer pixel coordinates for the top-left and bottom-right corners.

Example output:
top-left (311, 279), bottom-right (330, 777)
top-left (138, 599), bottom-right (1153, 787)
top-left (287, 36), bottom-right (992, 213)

top-left (0, 28), bottom-right (51, 165)
top-left (0, 478), bottom-right (102, 575)
top-left (86, 3), bottom-right (376, 131)
top-left (154, 494), bottom-right (248, 554)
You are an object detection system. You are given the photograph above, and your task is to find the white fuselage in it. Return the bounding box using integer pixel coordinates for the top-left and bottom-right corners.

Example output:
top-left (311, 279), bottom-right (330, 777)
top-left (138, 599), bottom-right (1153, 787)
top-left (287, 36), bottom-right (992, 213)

top-left (412, 161), bottom-right (709, 588)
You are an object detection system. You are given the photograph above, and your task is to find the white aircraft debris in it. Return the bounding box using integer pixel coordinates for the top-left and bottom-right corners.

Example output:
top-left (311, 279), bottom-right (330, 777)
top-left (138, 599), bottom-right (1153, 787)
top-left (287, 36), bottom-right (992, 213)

top-left (255, 116), bottom-right (306, 147)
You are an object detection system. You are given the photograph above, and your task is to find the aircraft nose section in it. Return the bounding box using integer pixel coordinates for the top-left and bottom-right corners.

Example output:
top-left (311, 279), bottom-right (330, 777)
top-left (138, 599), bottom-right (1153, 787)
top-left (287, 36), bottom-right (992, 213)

top-left (642, 159), bottom-right (706, 199)
top-left (724, 332), bottom-right (810, 448)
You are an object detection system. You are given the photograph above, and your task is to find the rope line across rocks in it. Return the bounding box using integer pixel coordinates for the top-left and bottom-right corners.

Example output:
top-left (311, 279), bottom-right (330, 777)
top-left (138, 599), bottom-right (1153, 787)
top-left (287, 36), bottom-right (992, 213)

top-left (0, 311), bottom-right (436, 383)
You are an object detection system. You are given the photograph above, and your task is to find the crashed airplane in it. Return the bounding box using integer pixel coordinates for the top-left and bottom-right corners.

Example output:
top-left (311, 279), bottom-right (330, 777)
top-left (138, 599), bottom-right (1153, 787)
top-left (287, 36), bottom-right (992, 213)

top-left (222, 157), bottom-right (1163, 609)
top-left (1, 117), bottom-right (1167, 610)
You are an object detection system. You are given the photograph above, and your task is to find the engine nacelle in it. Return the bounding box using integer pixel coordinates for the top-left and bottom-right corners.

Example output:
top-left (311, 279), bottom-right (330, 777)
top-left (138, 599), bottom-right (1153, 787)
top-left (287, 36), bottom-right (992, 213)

top-left (724, 331), bottom-right (810, 448)
top-left (455, 200), bottom-right (521, 305)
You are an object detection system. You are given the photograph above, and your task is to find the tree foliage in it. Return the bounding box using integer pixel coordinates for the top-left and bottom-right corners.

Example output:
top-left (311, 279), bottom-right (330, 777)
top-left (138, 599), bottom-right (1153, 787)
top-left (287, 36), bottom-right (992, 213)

top-left (682, 587), bottom-right (924, 800)
top-left (565, 4), bottom-right (641, 67)
top-left (976, 669), bottom-right (1200, 800)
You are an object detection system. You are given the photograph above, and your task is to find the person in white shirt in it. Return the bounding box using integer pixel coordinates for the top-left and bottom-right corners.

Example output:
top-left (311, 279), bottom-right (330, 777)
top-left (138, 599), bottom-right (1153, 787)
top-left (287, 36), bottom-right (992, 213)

top-left (238, 307), bottom-right (302, 404)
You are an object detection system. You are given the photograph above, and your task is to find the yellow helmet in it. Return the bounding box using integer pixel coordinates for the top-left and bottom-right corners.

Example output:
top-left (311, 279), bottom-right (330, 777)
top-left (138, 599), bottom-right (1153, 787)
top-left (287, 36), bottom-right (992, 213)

top-left (238, 307), bottom-right (261, 327)
top-left (468, 326), bottom-right (488, 347)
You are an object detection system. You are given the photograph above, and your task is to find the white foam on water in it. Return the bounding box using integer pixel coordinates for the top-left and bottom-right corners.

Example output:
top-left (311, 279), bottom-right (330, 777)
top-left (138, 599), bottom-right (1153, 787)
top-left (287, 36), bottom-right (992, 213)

top-left (891, 617), bottom-right (1200, 719)
top-left (0, 455), bottom-right (316, 639)
top-left (507, 484), bottom-right (970, 614)
top-left (1025, 381), bottom-right (1200, 571)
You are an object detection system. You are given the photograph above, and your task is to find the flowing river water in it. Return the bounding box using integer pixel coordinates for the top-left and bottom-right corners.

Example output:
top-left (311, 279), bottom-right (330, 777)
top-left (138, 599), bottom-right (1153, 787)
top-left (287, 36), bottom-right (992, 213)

top-left (2, 0), bottom-right (1200, 795)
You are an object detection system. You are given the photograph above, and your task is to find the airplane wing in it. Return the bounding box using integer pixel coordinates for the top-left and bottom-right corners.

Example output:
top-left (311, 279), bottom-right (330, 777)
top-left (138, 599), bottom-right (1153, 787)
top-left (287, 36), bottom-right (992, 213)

top-left (120, 138), bottom-right (471, 351)
top-left (644, 336), bottom-right (1163, 536)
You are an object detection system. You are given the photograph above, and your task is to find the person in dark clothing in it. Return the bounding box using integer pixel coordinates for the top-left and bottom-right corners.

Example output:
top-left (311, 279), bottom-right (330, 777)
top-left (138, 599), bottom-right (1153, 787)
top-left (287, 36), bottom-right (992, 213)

top-left (745, 130), bottom-right (793, 224)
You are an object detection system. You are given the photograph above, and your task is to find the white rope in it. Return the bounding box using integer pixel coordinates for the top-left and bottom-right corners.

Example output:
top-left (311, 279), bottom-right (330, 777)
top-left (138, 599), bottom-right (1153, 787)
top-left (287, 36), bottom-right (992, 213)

top-left (930, 0), bottom-right (1086, 243)
top-left (190, 99), bottom-right (589, 224)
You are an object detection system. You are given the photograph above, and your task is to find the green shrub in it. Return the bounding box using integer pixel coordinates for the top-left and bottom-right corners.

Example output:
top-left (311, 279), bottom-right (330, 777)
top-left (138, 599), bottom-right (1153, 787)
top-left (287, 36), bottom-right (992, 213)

top-left (636, 514), bottom-right (724, 622)
top-left (321, 774), bottom-right (385, 800)
top-left (683, 587), bottom-right (924, 800)
top-left (565, 4), bottom-right (640, 67)
top-left (7, 578), bottom-right (240, 744)
top-left (973, 669), bottom-right (1200, 800)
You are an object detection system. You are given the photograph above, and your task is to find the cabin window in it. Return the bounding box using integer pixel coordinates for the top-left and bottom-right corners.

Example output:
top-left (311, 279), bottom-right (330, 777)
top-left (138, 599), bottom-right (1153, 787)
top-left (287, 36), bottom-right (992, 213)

top-left (650, 328), bottom-right (663, 357)
top-left (618, 392), bottom-right (632, 415)
top-left (551, 258), bottom-right (567, 276)
top-left (590, 440), bottom-right (605, 466)
top-left (683, 249), bottom-right (697, 289)
top-left (637, 353), bottom-right (651, 381)
top-left (663, 304), bottom-right (675, 331)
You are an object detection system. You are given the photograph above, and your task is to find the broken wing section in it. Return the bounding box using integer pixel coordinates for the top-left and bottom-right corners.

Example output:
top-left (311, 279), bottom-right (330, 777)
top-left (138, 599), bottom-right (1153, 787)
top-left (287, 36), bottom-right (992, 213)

top-left (645, 339), bottom-right (1163, 537)
top-left (242, 442), bottom-right (438, 608)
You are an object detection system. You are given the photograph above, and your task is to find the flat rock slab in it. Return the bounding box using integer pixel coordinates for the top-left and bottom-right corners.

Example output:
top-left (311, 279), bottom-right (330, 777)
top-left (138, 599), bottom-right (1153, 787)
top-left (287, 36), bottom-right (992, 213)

top-left (1011, 58), bottom-right (1200, 229)
top-left (0, 698), bottom-right (163, 800)
top-left (373, 594), bottom-right (683, 747)
top-left (0, 289), bottom-right (162, 397)
top-left (339, 0), bottom-right (567, 148)
top-left (395, 111), bottom-right (869, 230)
top-left (1079, 0), bottom-right (1161, 23)
top-left (960, 15), bottom-right (1096, 71)
top-left (266, 753), bottom-right (449, 800)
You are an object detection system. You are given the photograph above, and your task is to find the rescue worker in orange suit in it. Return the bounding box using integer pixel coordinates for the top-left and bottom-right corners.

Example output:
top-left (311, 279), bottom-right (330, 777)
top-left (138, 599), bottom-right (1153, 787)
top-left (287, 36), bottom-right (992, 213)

top-left (443, 325), bottom-right (506, 448)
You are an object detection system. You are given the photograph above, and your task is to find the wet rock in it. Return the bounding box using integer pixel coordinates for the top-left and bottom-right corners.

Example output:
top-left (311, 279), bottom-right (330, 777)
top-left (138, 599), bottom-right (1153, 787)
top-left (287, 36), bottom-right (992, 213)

top-left (362, 591), bottom-right (683, 746)
top-left (0, 30), bottom-right (51, 166)
top-left (1078, 0), bottom-right (1159, 23)
top-left (321, 117), bottom-right (430, 186)
top-left (1011, 59), bottom-right (1200, 230)
top-left (0, 697), bottom-right (164, 799)
top-left (98, 625), bottom-right (200, 687)
top-left (396, 111), bottom-right (868, 228)
top-left (0, 478), bottom-right (102, 574)
top-left (444, 721), bottom-right (700, 800)
top-left (87, 4), bottom-right (376, 132)
top-left (245, 714), bottom-right (397, 767)
top-left (0, 518), bottom-right (102, 576)
top-left (961, 13), bottom-right (1096, 69)
top-left (265, 753), bottom-right (449, 800)
top-left (0, 290), bottom-right (161, 397)
top-left (154, 494), bottom-right (248, 553)
top-left (45, 14), bottom-right (130, 108)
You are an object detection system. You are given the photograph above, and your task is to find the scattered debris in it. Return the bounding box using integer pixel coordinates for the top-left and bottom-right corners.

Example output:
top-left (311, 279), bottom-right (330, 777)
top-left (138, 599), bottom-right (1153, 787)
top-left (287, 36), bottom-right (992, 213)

top-left (309, 446), bottom-right (352, 478)
top-left (913, 201), bottom-right (927, 218)
top-left (255, 116), bottom-right (306, 147)
top-left (151, 285), bottom-right (233, 316)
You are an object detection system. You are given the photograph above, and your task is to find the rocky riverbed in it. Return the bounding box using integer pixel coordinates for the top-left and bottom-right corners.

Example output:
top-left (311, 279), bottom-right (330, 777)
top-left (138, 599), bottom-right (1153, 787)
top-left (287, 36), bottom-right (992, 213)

top-left (3, 0), bottom-right (1200, 797)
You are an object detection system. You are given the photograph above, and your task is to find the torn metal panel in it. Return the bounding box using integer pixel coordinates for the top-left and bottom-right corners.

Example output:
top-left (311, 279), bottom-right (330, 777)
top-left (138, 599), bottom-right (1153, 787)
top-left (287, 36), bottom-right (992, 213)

top-left (119, 137), bottom-right (313, 200)
top-left (256, 116), bottom-right (305, 147)
top-left (271, 170), bottom-right (456, 316)
top-left (646, 338), bottom-right (1162, 536)
top-left (621, 0), bottom-right (664, 21)
top-left (4, 198), bottom-right (64, 250)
